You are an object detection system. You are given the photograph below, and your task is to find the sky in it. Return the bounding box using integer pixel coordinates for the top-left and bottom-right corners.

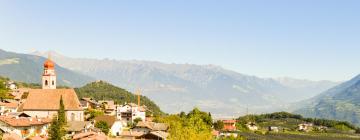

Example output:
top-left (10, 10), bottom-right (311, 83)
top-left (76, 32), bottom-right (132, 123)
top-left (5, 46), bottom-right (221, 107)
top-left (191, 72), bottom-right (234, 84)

top-left (0, 0), bottom-right (360, 81)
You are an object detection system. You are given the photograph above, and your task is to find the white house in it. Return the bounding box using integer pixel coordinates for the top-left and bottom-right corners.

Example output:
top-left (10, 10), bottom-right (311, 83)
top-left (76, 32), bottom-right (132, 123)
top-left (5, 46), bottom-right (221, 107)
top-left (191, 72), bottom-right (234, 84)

top-left (116, 103), bottom-right (146, 124)
top-left (94, 115), bottom-right (123, 136)
top-left (0, 101), bottom-right (19, 114)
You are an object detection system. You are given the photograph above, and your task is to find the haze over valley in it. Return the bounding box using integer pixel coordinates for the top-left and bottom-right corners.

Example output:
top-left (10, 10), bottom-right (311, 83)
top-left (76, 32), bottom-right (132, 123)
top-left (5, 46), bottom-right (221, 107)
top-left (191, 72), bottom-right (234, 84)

top-left (29, 50), bottom-right (338, 117)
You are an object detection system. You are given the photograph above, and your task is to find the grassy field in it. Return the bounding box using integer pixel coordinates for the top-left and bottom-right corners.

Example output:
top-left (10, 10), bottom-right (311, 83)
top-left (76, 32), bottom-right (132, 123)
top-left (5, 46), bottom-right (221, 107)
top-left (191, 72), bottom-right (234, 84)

top-left (240, 132), bottom-right (360, 140)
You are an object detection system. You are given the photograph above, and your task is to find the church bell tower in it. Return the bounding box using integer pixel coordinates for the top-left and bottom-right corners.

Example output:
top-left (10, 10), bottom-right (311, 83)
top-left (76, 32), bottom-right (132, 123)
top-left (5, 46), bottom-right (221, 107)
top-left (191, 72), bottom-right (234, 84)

top-left (42, 54), bottom-right (56, 89)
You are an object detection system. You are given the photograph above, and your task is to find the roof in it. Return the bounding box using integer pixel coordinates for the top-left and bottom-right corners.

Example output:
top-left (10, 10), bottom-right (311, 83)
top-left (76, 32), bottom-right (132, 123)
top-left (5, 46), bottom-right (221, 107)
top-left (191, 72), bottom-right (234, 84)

top-left (44, 59), bottom-right (54, 69)
top-left (3, 133), bottom-right (23, 140)
top-left (29, 136), bottom-right (47, 140)
top-left (94, 115), bottom-right (117, 126)
top-left (222, 120), bottom-right (237, 123)
top-left (72, 132), bottom-right (107, 140)
top-left (0, 116), bottom-right (51, 127)
top-left (66, 121), bottom-right (92, 132)
top-left (81, 98), bottom-right (100, 105)
top-left (148, 131), bottom-right (169, 139)
top-left (7, 112), bottom-right (31, 117)
top-left (120, 131), bottom-right (145, 137)
top-left (135, 122), bottom-right (169, 131)
top-left (22, 89), bottom-right (83, 111)
top-left (0, 102), bottom-right (18, 109)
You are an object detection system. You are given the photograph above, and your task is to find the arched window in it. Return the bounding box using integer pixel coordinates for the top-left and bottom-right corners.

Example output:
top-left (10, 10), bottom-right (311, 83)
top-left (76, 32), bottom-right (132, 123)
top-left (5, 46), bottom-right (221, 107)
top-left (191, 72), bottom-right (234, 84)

top-left (45, 80), bottom-right (48, 86)
top-left (52, 81), bottom-right (55, 85)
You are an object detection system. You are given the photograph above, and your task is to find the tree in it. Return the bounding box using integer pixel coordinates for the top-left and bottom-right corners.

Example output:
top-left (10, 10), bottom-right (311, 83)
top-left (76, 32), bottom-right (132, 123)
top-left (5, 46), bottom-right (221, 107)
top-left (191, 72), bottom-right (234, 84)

top-left (58, 96), bottom-right (66, 125)
top-left (133, 117), bottom-right (143, 125)
top-left (95, 121), bottom-right (110, 134)
top-left (48, 115), bottom-right (60, 140)
top-left (214, 120), bottom-right (224, 131)
top-left (156, 108), bottom-right (213, 140)
top-left (48, 97), bottom-right (66, 140)
top-left (85, 109), bottom-right (104, 120)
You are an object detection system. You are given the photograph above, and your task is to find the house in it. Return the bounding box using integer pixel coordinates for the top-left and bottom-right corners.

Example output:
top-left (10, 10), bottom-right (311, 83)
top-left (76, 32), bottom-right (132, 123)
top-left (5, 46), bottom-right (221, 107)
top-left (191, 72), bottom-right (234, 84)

top-left (0, 115), bottom-right (51, 139)
top-left (141, 131), bottom-right (169, 140)
top-left (20, 89), bottom-right (84, 121)
top-left (222, 119), bottom-right (237, 131)
top-left (65, 121), bottom-right (97, 136)
top-left (72, 131), bottom-right (107, 140)
top-left (116, 103), bottom-right (146, 124)
top-left (5, 81), bottom-right (17, 90)
top-left (132, 121), bottom-right (169, 134)
top-left (120, 130), bottom-right (145, 139)
top-left (0, 101), bottom-right (19, 114)
top-left (10, 88), bottom-right (30, 101)
top-left (94, 115), bottom-right (123, 136)
top-left (19, 57), bottom-right (84, 122)
top-left (98, 100), bottom-right (116, 116)
top-left (80, 98), bottom-right (100, 110)
top-left (298, 123), bottom-right (313, 132)
top-left (246, 122), bottom-right (258, 131)
top-left (268, 126), bottom-right (279, 132)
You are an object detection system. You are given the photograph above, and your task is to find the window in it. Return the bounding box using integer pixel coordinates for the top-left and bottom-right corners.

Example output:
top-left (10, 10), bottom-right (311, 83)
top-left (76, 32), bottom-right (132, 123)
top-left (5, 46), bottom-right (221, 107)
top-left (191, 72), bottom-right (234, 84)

top-left (52, 80), bottom-right (55, 85)
top-left (71, 113), bottom-right (75, 121)
top-left (45, 80), bottom-right (48, 86)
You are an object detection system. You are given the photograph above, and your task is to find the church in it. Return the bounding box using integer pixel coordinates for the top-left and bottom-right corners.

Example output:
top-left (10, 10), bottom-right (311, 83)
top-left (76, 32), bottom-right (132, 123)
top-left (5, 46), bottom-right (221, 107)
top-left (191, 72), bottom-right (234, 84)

top-left (20, 57), bottom-right (84, 121)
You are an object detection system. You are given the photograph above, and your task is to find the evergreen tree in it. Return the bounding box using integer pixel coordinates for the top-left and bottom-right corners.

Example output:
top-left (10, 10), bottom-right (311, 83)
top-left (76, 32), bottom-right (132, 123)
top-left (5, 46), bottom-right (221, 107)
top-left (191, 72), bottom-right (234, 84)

top-left (48, 96), bottom-right (67, 140)
top-left (58, 96), bottom-right (66, 125)
top-left (48, 115), bottom-right (60, 140)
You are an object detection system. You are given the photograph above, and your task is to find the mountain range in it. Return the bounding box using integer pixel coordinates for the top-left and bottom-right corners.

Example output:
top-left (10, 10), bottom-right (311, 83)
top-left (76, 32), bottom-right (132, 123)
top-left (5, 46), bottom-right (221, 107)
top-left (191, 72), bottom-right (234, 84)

top-left (0, 49), bottom-right (94, 87)
top-left (32, 51), bottom-right (338, 117)
top-left (295, 74), bottom-right (360, 126)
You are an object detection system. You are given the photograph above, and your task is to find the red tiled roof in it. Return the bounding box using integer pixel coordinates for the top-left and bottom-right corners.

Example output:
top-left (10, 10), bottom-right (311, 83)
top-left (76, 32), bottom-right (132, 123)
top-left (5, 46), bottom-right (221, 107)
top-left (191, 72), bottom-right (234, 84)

top-left (0, 102), bottom-right (18, 108)
top-left (222, 120), bottom-right (237, 123)
top-left (0, 116), bottom-right (51, 127)
top-left (22, 89), bottom-right (82, 111)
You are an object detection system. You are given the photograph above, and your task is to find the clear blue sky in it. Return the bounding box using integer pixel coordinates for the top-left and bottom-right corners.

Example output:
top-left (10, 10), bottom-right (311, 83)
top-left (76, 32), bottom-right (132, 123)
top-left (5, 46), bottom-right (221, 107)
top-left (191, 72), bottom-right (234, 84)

top-left (1, 0), bottom-right (359, 81)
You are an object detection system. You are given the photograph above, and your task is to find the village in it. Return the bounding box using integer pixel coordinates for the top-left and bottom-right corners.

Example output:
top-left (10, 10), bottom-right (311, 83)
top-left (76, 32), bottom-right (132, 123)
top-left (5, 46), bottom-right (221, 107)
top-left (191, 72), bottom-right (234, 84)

top-left (0, 57), bottom-right (170, 140)
top-left (0, 57), bottom-right (341, 140)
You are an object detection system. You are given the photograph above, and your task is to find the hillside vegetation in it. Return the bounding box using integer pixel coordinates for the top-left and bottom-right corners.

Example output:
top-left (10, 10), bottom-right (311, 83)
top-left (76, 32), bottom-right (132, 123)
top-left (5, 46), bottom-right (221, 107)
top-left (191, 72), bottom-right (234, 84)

top-left (235, 112), bottom-right (360, 140)
top-left (295, 74), bottom-right (360, 126)
top-left (154, 108), bottom-right (215, 140)
top-left (74, 81), bottom-right (163, 116)
top-left (0, 77), bottom-right (11, 99)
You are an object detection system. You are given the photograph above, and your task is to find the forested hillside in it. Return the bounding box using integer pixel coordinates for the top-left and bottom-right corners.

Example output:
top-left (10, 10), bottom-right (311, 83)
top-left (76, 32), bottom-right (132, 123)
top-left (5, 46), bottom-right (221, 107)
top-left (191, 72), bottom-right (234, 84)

top-left (75, 81), bottom-right (163, 116)
top-left (295, 74), bottom-right (360, 126)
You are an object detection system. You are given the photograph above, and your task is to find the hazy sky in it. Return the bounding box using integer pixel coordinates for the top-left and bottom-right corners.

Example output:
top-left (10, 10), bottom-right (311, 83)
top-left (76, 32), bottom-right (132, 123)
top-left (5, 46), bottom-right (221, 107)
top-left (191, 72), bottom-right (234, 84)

top-left (1, 0), bottom-right (359, 81)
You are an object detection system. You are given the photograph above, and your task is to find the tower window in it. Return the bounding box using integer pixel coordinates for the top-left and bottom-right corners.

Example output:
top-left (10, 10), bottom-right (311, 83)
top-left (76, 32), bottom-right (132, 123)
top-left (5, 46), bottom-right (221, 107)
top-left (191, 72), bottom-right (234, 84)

top-left (45, 80), bottom-right (48, 86)
top-left (52, 81), bottom-right (55, 85)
